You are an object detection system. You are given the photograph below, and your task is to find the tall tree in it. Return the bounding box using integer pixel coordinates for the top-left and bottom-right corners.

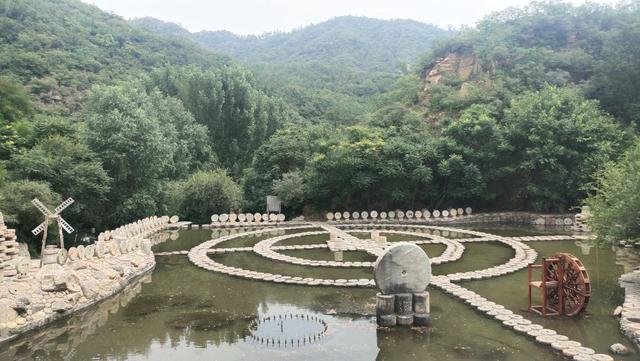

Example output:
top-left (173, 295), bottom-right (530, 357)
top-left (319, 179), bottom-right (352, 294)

top-left (150, 66), bottom-right (292, 175)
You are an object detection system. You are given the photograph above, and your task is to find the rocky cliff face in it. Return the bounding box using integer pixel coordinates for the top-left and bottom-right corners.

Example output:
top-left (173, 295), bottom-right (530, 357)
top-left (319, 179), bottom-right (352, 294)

top-left (422, 48), bottom-right (482, 90)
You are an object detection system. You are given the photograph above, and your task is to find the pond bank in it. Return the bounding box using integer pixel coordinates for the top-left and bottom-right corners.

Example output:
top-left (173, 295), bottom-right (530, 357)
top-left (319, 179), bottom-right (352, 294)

top-left (0, 216), bottom-right (173, 343)
top-left (620, 268), bottom-right (640, 351)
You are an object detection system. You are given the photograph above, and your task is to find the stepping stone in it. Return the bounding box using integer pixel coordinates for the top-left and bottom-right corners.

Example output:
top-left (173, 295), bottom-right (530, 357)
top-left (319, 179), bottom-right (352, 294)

top-left (502, 319), bottom-right (520, 328)
top-left (514, 324), bottom-right (536, 333)
top-left (551, 340), bottom-right (581, 351)
top-left (527, 329), bottom-right (553, 337)
top-left (562, 346), bottom-right (594, 357)
top-left (571, 355), bottom-right (592, 361)
top-left (589, 354), bottom-right (614, 361)
top-left (536, 334), bottom-right (566, 345)
top-left (495, 314), bottom-right (514, 321)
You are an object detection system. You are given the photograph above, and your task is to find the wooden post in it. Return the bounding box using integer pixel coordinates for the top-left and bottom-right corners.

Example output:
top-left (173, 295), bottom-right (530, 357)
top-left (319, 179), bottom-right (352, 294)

top-left (542, 259), bottom-right (548, 316)
top-left (558, 257), bottom-right (565, 315)
top-left (39, 221), bottom-right (48, 267)
top-left (527, 264), bottom-right (532, 312)
top-left (57, 218), bottom-right (64, 249)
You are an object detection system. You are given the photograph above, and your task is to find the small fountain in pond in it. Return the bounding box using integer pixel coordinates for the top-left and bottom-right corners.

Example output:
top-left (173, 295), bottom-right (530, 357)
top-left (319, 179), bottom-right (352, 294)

top-left (248, 313), bottom-right (327, 347)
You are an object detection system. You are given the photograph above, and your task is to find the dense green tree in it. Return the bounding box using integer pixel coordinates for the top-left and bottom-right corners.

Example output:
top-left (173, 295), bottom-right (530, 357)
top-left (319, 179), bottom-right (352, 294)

top-left (588, 14), bottom-right (640, 126)
top-left (441, 104), bottom-right (508, 203)
top-left (147, 90), bottom-right (216, 177)
top-left (585, 139), bottom-right (640, 243)
top-left (0, 76), bottom-right (33, 158)
top-left (501, 86), bottom-right (627, 211)
top-left (0, 180), bottom-right (61, 251)
top-left (9, 135), bottom-right (111, 227)
top-left (305, 126), bottom-right (439, 210)
top-left (83, 82), bottom-right (192, 225)
top-left (150, 66), bottom-right (292, 174)
top-left (272, 171), bottom-right (305, 214)
top-left (176, 170), bottom-right (243, 223)
top-left (242, 126), bottom-right (322, 211)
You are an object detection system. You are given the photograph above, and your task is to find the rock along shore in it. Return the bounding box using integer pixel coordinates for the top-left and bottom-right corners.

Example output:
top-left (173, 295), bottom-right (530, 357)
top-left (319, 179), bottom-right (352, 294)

top-left (0, 215), bottom-right (175, 343)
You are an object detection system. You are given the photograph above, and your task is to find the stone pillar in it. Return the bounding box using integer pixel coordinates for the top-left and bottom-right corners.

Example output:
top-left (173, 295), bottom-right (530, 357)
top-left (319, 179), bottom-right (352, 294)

top-left (395, 293), bottom-right (413, 315)
top-left (376, 293), bottom-right (396, 327)
top-left (413, 292), bottom-right (430, 314)
top-left (413, 291), bottom-right (431, 326)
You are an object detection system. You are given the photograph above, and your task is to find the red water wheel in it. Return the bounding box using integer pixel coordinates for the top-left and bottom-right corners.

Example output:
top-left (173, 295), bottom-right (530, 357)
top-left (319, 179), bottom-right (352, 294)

top-left (528, 253), bottom-right (591, 316)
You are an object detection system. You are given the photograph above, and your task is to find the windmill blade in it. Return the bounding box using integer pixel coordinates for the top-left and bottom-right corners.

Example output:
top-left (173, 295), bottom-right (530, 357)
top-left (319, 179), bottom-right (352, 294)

top-left (32, 198), bottom-right (52, 216)
top-left (32, 222), bottom-right (46, 236)
top-left (54, 198), bottom-right (75, 215)
top-left (59, 217), bottom-right (74, 234)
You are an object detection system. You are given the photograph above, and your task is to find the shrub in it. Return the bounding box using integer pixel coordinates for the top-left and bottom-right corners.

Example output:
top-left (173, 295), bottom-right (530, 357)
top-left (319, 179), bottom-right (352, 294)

top-left (177, 170), bottom-right (242, 223)
top-left (584, 140), bottom-right (640, 244)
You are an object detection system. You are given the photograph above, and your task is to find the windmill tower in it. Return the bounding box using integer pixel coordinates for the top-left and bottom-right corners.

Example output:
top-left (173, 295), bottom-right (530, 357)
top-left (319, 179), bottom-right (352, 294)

top-left (31, 197), bottom-right (74, 266)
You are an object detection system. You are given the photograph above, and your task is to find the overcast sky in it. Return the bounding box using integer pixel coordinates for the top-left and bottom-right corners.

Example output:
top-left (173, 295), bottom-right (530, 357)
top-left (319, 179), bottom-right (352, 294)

top-left (83, 0), bottom-right (622, 35)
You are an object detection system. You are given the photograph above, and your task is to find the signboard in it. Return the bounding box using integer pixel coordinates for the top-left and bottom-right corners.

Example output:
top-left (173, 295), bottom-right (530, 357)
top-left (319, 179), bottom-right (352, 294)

top-left (266, 196), bottom-right (282, 213)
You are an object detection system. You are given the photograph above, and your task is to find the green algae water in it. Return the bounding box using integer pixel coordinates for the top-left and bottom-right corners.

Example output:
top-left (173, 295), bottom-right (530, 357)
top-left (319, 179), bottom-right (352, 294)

top-left (1, 225), bottom-right (637, 360)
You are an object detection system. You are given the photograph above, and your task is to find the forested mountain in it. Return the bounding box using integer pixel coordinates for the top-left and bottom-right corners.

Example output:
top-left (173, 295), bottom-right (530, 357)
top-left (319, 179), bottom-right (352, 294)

top-left (415, 1), bottom-right (640, 126)
top-left (130, 16), bottom-right (450, 124)
top-left (243, 1), bottom-right (640, 216)
top-left (370, 0), bottom-right (640, 210)
top-left (2, 0), bottom-right (640, 250)
top-left (0, 0), bottom-right (232, 114)
top-left (0, 0), bottom-right (296, 246)
top-left (192, 17), bottom-right (447, 72)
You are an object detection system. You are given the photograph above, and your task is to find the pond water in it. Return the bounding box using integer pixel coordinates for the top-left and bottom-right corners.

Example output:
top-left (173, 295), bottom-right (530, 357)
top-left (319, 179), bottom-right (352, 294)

top-left (1, 225), bottom-right (638, 361)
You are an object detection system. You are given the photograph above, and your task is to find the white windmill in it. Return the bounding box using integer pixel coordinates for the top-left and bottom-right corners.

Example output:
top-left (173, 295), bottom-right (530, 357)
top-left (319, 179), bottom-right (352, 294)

top-left (31, 197), bottom-right (75, 266)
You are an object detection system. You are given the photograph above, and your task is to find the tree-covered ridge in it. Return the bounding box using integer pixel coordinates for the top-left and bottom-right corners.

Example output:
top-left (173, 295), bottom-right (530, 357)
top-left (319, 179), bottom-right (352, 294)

top-left (349, 0), bottom-right (640, 215)
top-left (195, 17), bottom-right (447, 71)
top-left (0, 0), bottom-right (230, 113)
top-left (131, 16), bottom-right (451, 124)
top-left (134, 16), bottom-right (449, 73)
top-left (1, 0), bottom-right (639, 248)
top-left (415, 1), bottom-right (640, 126)
top-left (0, 0), bottom-right (299, 247)
top-left (252, 0), bottom-right (639, 214)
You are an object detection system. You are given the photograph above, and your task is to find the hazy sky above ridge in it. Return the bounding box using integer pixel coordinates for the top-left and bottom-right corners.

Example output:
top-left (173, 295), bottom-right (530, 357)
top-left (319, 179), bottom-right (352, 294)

top-left (83, 0), bottom-right (623, 35)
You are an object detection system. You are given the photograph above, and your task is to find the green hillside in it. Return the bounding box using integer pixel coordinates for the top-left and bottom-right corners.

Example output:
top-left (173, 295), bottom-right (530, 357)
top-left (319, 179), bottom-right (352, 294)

top-left (2, 0), bottom-right (640, 247)
top-left (0, 0), bottom-right (296, 244)
top-left (412, 1), bottom-right (640, 126)
top-left (192, 16), bottom-right (447, 72)
top-left (131, 16), bottom-right (450, 124)
top-left (0, 0), bottom-right (232, 114)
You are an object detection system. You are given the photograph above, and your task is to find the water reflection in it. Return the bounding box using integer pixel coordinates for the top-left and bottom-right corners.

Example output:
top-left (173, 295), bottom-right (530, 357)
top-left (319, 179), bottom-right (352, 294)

top-left (2, 226), bottom-right (639, 360)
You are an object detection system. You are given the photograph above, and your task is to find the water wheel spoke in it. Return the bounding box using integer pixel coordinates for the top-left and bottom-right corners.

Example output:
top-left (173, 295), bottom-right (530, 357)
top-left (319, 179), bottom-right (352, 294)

top-left (564, 286), bottom-right (588, 297)
top-left (533, 253), bottom-right (590, 316)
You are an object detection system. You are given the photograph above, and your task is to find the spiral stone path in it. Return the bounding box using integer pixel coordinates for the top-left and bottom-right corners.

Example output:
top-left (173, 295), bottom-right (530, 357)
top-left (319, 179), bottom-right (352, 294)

top-left (183, 222), bottom-right (612, 360)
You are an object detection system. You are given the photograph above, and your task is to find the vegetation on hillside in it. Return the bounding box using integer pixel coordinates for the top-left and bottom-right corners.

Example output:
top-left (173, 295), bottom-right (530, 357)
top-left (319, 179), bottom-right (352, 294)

top-left (0, 0), bottom-right (292, 249)
top-left (1, 0), bottom-right (639, 249)
top-left (131, 16), bottom-right (450, 124)
top-left (585, 140), bottom-right (640, 243)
